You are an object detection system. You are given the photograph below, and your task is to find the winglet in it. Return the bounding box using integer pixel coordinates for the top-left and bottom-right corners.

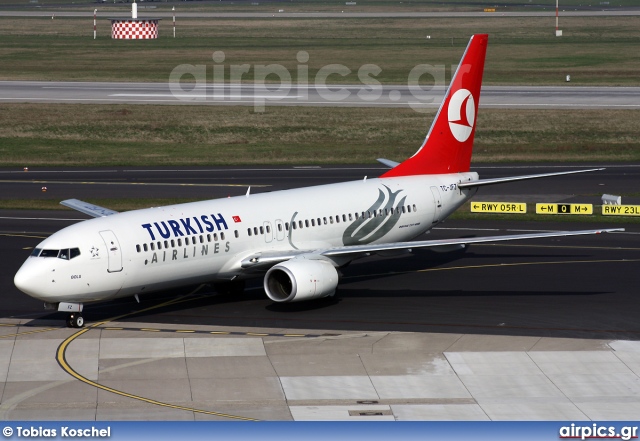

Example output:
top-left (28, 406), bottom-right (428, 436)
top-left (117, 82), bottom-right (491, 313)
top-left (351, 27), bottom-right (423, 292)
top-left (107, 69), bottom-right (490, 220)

top-left (382, 34), bottom-right (488, 177)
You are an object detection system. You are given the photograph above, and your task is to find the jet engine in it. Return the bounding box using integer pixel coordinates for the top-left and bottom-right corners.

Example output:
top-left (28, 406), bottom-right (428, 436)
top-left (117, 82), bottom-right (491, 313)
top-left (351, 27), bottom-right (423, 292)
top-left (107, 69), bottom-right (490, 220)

top-left (263, 258), bottom-right (338, 303)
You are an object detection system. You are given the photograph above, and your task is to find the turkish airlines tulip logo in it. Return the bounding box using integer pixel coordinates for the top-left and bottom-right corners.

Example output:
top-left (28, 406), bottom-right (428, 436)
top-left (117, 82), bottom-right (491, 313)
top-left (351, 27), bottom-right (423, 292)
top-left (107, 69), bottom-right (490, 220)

top-left (448, 89), bottom-right (475, 142)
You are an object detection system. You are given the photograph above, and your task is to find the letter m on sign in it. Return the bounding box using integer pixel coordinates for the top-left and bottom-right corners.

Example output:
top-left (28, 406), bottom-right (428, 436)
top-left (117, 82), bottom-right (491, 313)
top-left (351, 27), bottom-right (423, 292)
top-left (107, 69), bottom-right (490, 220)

top-left (232, 216), bottom-right (242, 223)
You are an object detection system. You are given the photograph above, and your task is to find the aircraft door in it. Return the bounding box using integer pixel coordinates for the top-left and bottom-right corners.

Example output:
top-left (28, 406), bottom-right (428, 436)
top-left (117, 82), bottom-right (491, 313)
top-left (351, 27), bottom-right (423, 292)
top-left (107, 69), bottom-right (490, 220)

top-left (430, 186), bottom-right (442, 224)
top-left (263, 221), bottom-right (273, 243)
top-left (99, 230), bottom-right (123, 273)
top-left (275, 219), bottom-right (285, 241)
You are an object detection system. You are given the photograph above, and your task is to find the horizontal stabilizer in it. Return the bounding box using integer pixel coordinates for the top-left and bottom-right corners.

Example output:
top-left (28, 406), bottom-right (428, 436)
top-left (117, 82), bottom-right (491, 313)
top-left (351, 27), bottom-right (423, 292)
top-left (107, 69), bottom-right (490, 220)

top-left (60, 199), bottom-right (118, 218)
top-left (458, 168), bottom-right (604, 189)
top-left (377, 158), bottom-right (400, 169)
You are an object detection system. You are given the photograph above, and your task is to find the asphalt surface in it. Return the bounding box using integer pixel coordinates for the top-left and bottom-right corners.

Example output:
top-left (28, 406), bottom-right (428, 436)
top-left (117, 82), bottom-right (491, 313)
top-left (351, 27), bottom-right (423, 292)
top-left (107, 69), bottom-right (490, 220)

top-left (1, 164), bottom-right (639, 340)
top-left (2, 82), bottom-right (639, 109)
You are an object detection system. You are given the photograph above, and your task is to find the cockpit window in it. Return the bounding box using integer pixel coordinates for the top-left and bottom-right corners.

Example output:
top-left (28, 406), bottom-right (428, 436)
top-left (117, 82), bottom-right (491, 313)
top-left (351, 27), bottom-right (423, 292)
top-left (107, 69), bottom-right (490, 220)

top-left (36, 248), bottom-right (81, 260)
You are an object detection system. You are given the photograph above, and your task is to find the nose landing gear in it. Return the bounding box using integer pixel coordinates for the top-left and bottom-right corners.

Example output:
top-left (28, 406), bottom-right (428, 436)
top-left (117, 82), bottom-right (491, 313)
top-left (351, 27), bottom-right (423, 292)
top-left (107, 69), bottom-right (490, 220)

top-left (66, 312), bottom-right (84, 328)
top-left (55, 302), bottom-right (85, 328)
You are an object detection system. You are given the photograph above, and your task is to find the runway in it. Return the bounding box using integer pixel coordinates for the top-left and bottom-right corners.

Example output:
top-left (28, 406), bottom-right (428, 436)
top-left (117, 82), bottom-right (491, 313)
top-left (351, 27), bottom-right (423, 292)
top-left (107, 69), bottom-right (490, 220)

top-left (2, 82), bottom-right (640, 109)
top-left (2, 10), bottom-right (640, 18)
top-left (1, 165), bottom-right (639, 420)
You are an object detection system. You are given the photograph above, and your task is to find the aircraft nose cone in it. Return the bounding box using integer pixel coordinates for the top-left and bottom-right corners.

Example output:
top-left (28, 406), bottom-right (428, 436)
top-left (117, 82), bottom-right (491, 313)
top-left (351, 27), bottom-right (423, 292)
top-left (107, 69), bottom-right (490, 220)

top-left (14, 262), bottom-right (44, 299)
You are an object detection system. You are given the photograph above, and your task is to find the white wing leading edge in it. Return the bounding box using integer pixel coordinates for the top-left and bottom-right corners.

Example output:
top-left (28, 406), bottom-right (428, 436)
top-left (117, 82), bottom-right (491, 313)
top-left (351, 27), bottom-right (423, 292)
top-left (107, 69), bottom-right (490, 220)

top-left (457, 168), bottom-right (604, 189)
top-left (240, 228), bottom-right (624, 269)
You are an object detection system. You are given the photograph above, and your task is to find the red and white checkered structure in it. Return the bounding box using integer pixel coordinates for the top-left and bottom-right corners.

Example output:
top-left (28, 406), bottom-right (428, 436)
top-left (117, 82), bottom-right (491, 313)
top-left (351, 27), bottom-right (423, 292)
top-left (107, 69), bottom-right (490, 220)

top-left (110, 19), bottom-right (159, 40)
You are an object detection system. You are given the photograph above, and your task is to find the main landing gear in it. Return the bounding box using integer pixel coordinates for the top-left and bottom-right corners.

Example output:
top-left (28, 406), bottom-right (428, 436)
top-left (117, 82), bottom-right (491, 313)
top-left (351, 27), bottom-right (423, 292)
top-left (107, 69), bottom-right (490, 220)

top-left (66, 312), bottom-right (84, 328)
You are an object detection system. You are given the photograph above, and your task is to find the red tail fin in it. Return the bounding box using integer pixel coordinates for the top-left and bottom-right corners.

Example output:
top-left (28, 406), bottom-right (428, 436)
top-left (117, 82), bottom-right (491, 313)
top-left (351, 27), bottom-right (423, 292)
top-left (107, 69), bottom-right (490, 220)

top-left (381, 34), bottom-right (488, 177)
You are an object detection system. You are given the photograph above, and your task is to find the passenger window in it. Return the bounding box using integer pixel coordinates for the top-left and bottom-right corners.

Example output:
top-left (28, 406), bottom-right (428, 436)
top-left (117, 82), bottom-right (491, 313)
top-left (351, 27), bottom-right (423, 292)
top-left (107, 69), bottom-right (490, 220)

top-left (157, 242), bottom-right (162, 250)
top-left (323, 217), bottom-right (327, 225)
top-left (317, 218), bottom-right (321, 225)
top-left (278, 223), bottom-right (282, 231)
top-left (292, 222), bottom-right (297, 230)
top-left (402, 206), bottom-right (406, 213)
top-left (31, 248), bottom-right (42, 257)
top-left (136, 245), bottom-right (141, 253)
top-left (348, 214), bottom-right (353, 221)
top-left (143, 244), bottom-right (148, 252)
top-left (58, 249), bottom-right (70, 260)
top-left (285, 222), bottom-right (289, 231)
top-left (304, 220), bottom-right (309, 228)
top-left (171, 239), bottom-right (175, 248)
top-left (330, 216), bottom-right (334, 224)
top-left (266, 225), bottom-right (271, 233)
top-left (253, 227), bottom-right (258, 235)
top-left (214, 233), bottom-right (218, 241)
top-left (165, 240), bottom-right (169, 248)
top-left (260, 226), bottom-right (264, 234)
top-left (70, 248), bottom-right (81, 259)
top-left (335, 215), bottom-right (340, 224)
top-left (200, 235), bottom-right (204, 243)
top-left (177, 239), bottom-right (182, 247)
top-left (247, 228), bottom-right (252, 236)
top-left (298, 220), bottom-right (303, 229)
top-left (407, 205), bottom-right (412, 213)
top-left (234, 230), bottom-right (239, 238)
top-left (206, 235), bottom-right (211, 242)
top-left (220, 232), bottom-right (225, 240)
top-left (150, 243), bottom-right (155, 251)
top-left (413, 204), bottom-right (417, 212)
top-left (184, 237), bottom-right (189, 246)
top-left (342, 214), bottom-right (346, 222)
top-left (311, 219), bottom-right (315, 227)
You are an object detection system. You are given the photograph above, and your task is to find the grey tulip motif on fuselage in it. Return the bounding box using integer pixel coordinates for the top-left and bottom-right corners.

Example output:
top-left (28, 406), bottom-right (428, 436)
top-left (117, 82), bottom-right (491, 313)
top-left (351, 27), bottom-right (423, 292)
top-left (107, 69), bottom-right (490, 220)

top-left (342, 185), bottom-right (406, 246)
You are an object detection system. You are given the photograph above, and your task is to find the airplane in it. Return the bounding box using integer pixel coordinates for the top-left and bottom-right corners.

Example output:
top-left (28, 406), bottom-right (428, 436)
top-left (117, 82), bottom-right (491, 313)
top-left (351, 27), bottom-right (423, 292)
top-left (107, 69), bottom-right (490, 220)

top-left (14, 34), bottom-right (622, 328)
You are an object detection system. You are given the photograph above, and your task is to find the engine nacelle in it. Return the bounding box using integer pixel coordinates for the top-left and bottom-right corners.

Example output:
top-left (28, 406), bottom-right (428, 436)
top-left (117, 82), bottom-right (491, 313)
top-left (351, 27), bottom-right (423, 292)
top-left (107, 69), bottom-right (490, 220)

top-left (264, 258), bottom-right (338, 303)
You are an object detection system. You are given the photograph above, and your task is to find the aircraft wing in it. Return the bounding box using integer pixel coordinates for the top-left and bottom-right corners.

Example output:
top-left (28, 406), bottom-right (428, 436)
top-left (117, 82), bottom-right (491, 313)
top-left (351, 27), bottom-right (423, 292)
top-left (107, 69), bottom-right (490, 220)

top-left (458, 168), bottom-right (604, 188)
top-left (60, 199), bottom-right (119, 218)
top-left (240, 228), bottom-right (623, 268)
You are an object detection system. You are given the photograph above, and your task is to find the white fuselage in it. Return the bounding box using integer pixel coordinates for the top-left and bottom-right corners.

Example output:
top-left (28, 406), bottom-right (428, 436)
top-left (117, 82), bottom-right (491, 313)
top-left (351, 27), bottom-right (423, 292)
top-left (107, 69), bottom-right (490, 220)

top-left (14, 172), bottom-right (478, 305)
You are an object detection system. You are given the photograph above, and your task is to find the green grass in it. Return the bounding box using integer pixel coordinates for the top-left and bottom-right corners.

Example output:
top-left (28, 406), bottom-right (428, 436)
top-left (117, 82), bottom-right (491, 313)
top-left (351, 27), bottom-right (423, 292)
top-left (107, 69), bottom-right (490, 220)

top-left (0, 16), bottom-right (639, 84)
top-left (1, 104), bottom-right (639, 167)
top-left (2, 0), bottom-right (638, 12)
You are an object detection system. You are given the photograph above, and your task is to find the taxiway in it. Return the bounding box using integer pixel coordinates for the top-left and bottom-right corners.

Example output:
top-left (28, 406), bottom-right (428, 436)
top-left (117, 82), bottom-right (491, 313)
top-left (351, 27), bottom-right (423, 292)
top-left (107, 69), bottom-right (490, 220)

top-left (1, 165), bottom-right (639, 420)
